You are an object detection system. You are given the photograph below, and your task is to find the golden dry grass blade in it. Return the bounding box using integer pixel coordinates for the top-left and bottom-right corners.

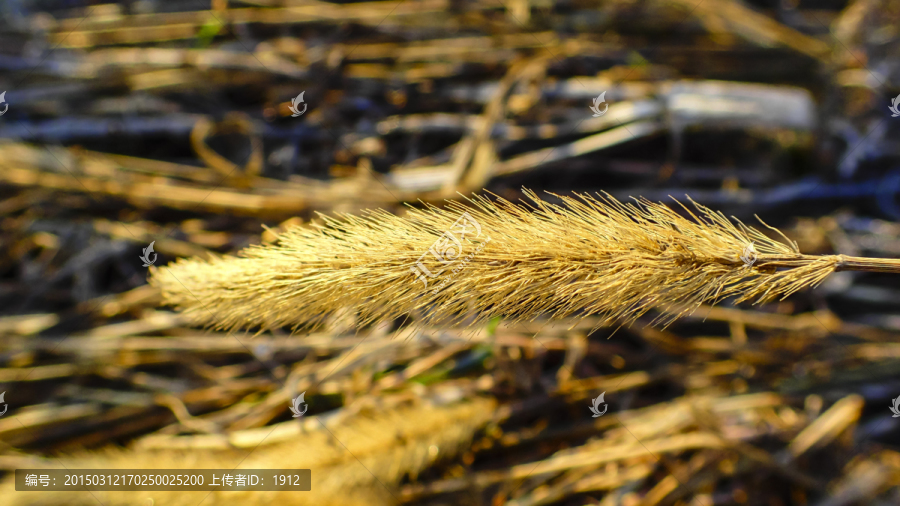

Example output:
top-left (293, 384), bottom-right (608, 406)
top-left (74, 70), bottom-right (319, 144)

top-left (150, 189), bottom-right (900, 333)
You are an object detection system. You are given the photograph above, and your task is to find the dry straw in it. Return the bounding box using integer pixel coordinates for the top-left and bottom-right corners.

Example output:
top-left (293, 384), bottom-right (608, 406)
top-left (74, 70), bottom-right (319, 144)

top-left (2, 396), bottom-right (495, 506)
top-left (150, 189), bottom-right (900, 332)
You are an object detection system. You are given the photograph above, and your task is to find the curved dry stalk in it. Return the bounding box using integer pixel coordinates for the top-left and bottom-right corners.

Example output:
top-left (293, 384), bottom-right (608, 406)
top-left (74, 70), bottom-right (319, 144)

top-left (150, 189), bottom-right (900, 332)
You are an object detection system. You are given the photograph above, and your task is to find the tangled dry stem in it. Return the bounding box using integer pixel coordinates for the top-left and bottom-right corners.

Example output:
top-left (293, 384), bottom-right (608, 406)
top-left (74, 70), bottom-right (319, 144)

top-left (150, 189), bottom-right (900, 333)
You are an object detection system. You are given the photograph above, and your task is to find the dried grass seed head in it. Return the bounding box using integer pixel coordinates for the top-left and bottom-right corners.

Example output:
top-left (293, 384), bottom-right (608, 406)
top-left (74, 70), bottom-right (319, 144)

top-left (150, 189), bottom-right (863, 333)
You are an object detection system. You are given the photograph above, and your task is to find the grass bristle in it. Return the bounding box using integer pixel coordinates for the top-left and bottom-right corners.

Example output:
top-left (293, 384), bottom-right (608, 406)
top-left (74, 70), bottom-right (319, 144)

top-left (150, 189), bottom-right (848, 333)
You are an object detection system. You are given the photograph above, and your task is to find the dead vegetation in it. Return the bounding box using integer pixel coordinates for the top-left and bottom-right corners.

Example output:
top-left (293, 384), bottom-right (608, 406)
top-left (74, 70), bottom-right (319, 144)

top-left (2, 393), bottom-right (494, 505)
top-left (1, 0), bottom-right (900, 505)
top-left (151, 189), bottom-right (900, 334)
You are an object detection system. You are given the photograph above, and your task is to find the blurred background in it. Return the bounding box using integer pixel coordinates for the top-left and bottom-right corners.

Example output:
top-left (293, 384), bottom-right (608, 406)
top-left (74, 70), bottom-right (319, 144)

top-left (1, 0), bottom-right (900, 504)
